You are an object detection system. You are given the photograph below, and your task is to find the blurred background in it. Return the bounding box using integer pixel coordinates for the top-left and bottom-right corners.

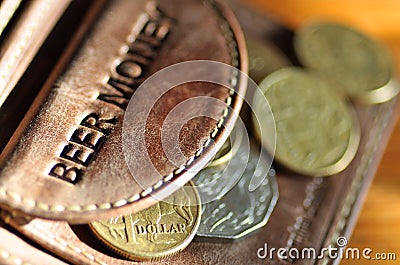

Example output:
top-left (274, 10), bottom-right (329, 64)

top-left (246, 0), bottom-right (400, 263)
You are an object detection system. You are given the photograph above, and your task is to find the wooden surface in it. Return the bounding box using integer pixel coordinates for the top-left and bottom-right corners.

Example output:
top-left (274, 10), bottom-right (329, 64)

top-left (246, 1), bottom-right (400, 264)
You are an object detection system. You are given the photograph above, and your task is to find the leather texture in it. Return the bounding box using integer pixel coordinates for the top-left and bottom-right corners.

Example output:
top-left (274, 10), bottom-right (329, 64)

top-left (0, 0), bottom-right (247, 223)
top-left (0, 0), bottom-right (398, 264)
top-left (0, 220), bottom-right (66, 265)
top-left (4, 97), bottom-right (398, 265)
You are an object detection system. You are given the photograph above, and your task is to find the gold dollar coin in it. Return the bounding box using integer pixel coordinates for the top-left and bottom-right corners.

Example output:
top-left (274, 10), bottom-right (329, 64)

top-left (252, 67), bottom-right (360, 177)
top-left (295, 22), bottom-right (398, 104)
top-left (89, 182), bottom-right (201, 261)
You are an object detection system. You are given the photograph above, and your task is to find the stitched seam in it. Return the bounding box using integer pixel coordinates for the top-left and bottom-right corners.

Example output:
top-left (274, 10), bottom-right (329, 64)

top-left (7, 213), bottom-right (108, 265)
top-left (0, 1), bottom-right (49, 87)
top-left (0, 0), bottom-right (240, 213)
top-left (320, 102), bottom-right (395, 264)
top-left (32, 225), bottom-right (108, 265)
top-left (0, 248), bottom-right (31, 265)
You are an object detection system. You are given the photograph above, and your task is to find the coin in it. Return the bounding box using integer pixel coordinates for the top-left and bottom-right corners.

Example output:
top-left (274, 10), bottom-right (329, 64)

top-left (253, 67), bottom-right (360, 177)
top-left (206, 122), bottom-right (244, 168)
top-left (206, 137), bottom-right (233, 168)
top-left (89, 182), bottom-right (201, 261)
top-left (295, 22), bottom-right (398, 104)
top-left (247, 36), bottom-right (290, 84)
top-left (193, 124), bottom-right (248, 203)
top-left (194, 138), bottom-right (278, 239)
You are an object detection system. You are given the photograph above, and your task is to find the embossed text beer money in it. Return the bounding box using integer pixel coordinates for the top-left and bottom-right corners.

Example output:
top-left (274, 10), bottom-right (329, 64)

top-left (0, 0), bottom-right (248, 222)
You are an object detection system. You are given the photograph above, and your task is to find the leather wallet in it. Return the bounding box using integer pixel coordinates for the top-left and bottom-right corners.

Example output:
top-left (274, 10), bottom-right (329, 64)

top-left (0, 0), bottom-right (398, 264)
top-left (0, 220), bottom-right (66, 265)
top-left (0, 0), bottom-right (247, 222)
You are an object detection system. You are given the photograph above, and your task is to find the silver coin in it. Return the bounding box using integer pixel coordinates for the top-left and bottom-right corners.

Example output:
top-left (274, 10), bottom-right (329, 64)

top-left (194, 122), bottom-right (249, 203)
top-left (194, 138), bottom-right (278, 239)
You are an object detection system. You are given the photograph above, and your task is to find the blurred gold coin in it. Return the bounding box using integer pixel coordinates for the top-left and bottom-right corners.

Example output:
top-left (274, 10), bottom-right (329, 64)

top-left (295, 22), bottom-right (399, 104)
top-left (253, 67), bottom-right (360, 176)
top-left (247, 36), bottom-right (291, 84)
top-left (207, 136), bottom-right (233, 168)
top-left (206, 122), bottom-right (243, 168)
top-left (89, 182), bottom-right (201, 261)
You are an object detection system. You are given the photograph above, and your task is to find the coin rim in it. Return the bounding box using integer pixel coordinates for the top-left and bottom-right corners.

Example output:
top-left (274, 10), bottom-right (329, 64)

top-left (253, 67), bottom-right (361, 177)
top-left (196, 165), bottom-right (279, 240)
top-left (294, 22), bottom-right (397, 103)
top-left (88, 181), bottom-right (201, 261)
top-left (206, 123), bottom-right (244, 168)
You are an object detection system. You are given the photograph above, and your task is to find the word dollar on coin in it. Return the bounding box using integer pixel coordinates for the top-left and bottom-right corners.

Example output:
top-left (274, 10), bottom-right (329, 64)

top-left (89, 183), bottom-right (201, 261)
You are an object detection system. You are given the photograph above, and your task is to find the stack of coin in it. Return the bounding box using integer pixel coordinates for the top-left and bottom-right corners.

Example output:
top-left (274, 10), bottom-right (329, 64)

top-left (88, 22), bottom-right (397, 260)
top-left (252, 22), bottom-right (398, 177)
top-left (191, 120), bottom-right (277, 239)
top-left (194, 137), bottom-right (278, 240)
top-left (89, 121), bottom-right (279, 259)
